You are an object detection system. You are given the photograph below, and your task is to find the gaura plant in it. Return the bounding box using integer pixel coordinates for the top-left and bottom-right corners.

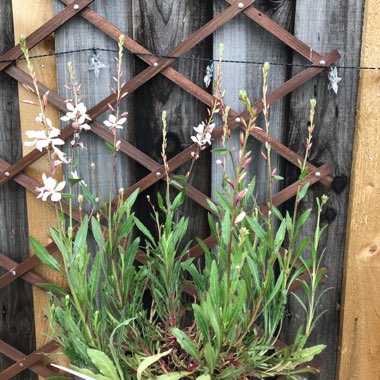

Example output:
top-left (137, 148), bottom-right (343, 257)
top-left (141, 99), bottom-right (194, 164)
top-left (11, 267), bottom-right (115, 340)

top-left (20, 35), bottom-right (329, 380)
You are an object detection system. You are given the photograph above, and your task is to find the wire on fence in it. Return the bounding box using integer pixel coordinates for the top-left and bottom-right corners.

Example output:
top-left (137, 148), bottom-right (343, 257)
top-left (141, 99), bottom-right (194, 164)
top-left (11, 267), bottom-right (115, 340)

top-left (0, 47), bottom-right (379, 71)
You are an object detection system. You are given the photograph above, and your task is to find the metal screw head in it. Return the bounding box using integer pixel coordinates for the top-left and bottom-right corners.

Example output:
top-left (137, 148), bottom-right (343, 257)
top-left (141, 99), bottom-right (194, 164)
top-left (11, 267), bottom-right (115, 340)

top-left (10, 269), bottom-right (16, 276)
top-left (156, 172), bottom-right (161, 177)
top-left (19, 363), bottom-right (24, 367)
top-left (315, 171), bottom-right (321, 177)
top-left (4, 171), bottom-right (10, 177)
top-left (73, 4), bottom-right (80, 10)
top-left (238, 2), bottom-right (244, 8)
top-left (235, 117), bottom-right (241, 123)
top-left (153, 62), bottom-right (159, 67)
top-left (319, 60), bottom-right (326, 66)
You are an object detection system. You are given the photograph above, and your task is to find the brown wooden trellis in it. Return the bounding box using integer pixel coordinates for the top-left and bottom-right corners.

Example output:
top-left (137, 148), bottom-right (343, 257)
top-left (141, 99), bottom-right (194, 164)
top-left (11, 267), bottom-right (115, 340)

top-left (0, 0), bottom-right (340, 378)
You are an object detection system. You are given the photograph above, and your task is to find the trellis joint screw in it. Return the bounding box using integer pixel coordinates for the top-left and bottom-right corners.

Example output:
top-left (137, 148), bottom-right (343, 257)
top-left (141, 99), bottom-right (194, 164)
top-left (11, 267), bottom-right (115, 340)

top-left (319, 60), bottom-right (326, 66)
top-left (156, 172), bottom-right (161, 177)
top-left (73, 4), bottom-right (80, 10)
top-left (10, 269), bottom-right (16, 276)
top-left (238, 3), bottom-right (245, 8)
top-left (4, 171), bottom-right (10, 177)
top-left (153, 62), bottom-right (159, 67)
top-left (235, 117), bottom-right (241, 123)
top-left (315, 171), bottom-right (321, 177)
top-left (19, 363), bottom-right (24, 368)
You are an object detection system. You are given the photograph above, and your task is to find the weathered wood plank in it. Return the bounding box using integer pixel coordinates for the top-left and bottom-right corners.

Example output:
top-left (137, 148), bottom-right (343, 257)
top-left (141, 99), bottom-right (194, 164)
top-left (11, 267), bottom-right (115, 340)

top-left (131, 0), bottom-right (212, 242)
top-left (12, 1), bottom-right (66, 370)
top-left (212, 0), bottom-right (295, 203)
top-left (338, 1), bottom-right (380, 378)
top-left (53, 0), bottom-right (135, 207)
top-left (282, 1), bottom-right (364, 378)
top-left (0, 1), bottom-right (37, 379)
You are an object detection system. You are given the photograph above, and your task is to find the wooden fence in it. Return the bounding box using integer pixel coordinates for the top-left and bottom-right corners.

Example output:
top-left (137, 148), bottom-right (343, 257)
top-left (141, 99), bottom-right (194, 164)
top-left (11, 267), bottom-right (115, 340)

top-left (0, 0), bottom-right (367, 379)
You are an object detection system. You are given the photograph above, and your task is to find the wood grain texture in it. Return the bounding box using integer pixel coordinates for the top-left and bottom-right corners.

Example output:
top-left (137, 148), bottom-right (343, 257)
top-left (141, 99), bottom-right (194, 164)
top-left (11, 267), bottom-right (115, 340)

top-left (212, 0), bottom-right (295, 204)
top-left (131, 0), bottom-right (212, 242)
top-left (0, 1), bottom-right (37, 379)
top-left (338, 0), bottom-right (380, 378)
top-left (53, 0), bottom-right (135, 207)
top-left (11, 0), bottom-right (67, 374)
top-left (282, 1), bottom-right (364, 378)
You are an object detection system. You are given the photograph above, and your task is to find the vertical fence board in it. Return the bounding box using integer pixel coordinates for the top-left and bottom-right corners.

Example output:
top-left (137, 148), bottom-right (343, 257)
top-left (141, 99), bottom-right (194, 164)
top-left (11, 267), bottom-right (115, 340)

top-left (0, 1), bottom-right (37, 379)
top-left (338, 0), bottom-right (380, 377)
top-left (11, 0), bottom-right (65, 373)
top-left (282, 1), bottom-right (364, 378)
top-left (131, 1), bottom-right (211, 242)
top-left (53, 0), bottom-right (135, 204)
top-left (212, 0), bottom-right (295, 202)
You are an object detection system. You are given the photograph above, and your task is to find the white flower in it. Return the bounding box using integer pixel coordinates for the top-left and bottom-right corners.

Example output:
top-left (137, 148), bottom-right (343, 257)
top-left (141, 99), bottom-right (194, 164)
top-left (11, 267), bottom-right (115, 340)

top-left (61, 102), bottom-right (91, 130)
top-left (234, 211), bottom-right (246, 225)
top-left (191, 122), bottom-right (215, 146)
top-left (103, 114), bottom-right (126, 130)
top-left (36, 173), bottom-right (66, 202)
top-left (24, 127), bottom-right (65, 152)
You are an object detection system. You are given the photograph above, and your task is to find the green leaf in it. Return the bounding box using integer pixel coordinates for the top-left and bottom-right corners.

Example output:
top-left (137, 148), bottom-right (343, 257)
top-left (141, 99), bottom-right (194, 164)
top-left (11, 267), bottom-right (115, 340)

top-left (68, 177), bottom-right (83, 186)
top-left (156, 372), bottom-right (191, 380)
top-left (60, 193), bottom-right (73, 200)
top-left (171, 328), bottom-right (201, 363)
top-left (87, 348), bottom-right (120, 380)
top-left (49, 227), bottom-right (69, 262)
top-left (297, 209), bottom-right (312, 229)
top-left (109, 318), bottom-right (135, 379)
top-left (196, 375), bottom-right (211, 380)
top-left (297, 183), bottom-right (310, 202)
top-left (126, 188), bottom-right (139, 209)
top-left (193, 304), bottom-right (210, 341)
top-left (80, 182), bottom-right (97, 206)
top-left (30, 236), bottom-right (62, 272)
top-left (215, 366), bottom-right (244, 379)
top-left (274, 218), bottom-right (287, 249)
top-left (221, 210), bottom-right (231, 245)
top-left (91, 217), bottom-right (106, 253)
top-left (89, 254), bottom-right (101, 300)
top-left (204, 342), bottom-right (217, 374)
top-left (50, 363), bottom-right (100, 380)
top-left (211, 147), bottom-right (229, 154)
top-left (70, 365), bottom-right (110, 380)
top-left (292, 344), bottom-right (326, 362)
top-left (105, 141), bottom-right (117, 153)
top-left (38, 283), bottom-right (66, 297)
top-left (137, 349), bottom-right (172, 380)
top-left (134, 216), bottom-right (155, 244)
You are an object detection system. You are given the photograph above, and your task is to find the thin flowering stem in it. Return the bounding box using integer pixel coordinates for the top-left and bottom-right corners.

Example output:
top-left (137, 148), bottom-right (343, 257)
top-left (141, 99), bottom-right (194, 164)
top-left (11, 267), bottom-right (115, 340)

top-left (262, 63), bottom-right (274, 246)
top-left (105, 34), bottom-right (126, 256)
top-left (19, 36), bottom-right (62, 226)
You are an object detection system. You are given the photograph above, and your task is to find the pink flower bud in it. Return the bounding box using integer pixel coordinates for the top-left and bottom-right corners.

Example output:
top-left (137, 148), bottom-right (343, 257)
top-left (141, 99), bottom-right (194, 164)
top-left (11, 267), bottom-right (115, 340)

top-left (242, 157), bottom-right (252, 169)
top-left (240, 132), bottom-right (244, 146)
top-left (226, 178), bottom-right (235, 189)
top-left (260, 151), bottom-right (268, 161)
top-left (236, 188), bottom-right (248, 202)
top-left (238, 171), bottom-right (247, 184)
top-left (115, 140), bottom-right (121, 151)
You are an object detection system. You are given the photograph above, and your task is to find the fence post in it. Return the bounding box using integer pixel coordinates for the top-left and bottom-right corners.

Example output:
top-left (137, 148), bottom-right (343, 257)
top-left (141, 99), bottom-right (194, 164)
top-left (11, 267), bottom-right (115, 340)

top-left (338, 0), bottom-right (380, 378)
top-left (11, 0), bottom-right (66, 363)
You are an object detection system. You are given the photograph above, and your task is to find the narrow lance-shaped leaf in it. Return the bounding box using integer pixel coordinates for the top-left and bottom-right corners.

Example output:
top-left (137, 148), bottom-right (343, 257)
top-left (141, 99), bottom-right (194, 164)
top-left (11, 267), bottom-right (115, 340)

top-left (137, 349), bottom-right (172, 380)
top-left (30, 236), bottom-right (62, 273)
